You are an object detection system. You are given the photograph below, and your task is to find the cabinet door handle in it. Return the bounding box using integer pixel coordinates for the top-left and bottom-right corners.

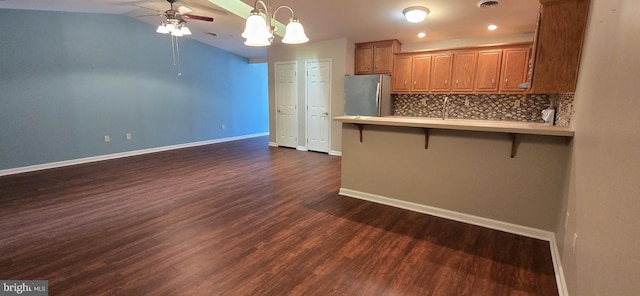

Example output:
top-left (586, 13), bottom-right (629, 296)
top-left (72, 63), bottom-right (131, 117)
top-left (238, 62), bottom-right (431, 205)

top-left (414, 81), bottom-right (417, 85)
top-left (404, 81), bottom-right (407, 86)
top-left (505, 78), bottom-right (509, 85)
top-left (445, 79), bottom-right (448, 85)
top-left (455, 80), bottom-right (459, 85)
top-left (492, 78), bottom-right (495, 85)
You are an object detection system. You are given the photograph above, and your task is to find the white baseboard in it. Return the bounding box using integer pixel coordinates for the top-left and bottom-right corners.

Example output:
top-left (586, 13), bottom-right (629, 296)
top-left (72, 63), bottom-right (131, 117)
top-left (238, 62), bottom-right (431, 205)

top-left (338, 188), bottom-right (567, 296)
top-left (0, 132), bottom-right (269, 177)
top-left (268, 142), bottom-right (278, 147)
top-left (549, 234), bottom-right (569, 296)
top-left (329, 150), bottom-right (342, 156)
top-left (339, 188), bottom-right (552, 240)
top-left (296, 146), bottom-right (308, 151)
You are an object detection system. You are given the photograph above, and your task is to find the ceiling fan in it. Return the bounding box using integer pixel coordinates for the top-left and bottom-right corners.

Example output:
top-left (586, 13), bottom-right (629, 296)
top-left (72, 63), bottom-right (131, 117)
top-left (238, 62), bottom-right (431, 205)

top-left (137, 0), bottom-right (215, 75)
top-left (139, 0), bottom-right (214, 37)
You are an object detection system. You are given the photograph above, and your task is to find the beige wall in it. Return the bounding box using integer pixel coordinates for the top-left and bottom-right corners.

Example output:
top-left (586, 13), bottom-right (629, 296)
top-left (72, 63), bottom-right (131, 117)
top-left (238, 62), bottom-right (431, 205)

top-left (267, 38), bottom-right (354, 153)
top-left (558, 0), bottom-right (640, 294)
top-left (341, 125), bottom-right (571, 230)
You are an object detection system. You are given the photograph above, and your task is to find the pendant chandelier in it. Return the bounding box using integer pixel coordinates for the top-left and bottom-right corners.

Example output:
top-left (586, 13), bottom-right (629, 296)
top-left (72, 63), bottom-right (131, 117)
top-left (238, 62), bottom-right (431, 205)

top-left (241, 0), bottom-right (309, 46)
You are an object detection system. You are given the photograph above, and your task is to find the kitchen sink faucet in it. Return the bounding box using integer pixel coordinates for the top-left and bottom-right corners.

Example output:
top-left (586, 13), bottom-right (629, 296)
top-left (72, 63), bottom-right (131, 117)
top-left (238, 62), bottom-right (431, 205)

top-left (442, 96), bottom-right (449, 120)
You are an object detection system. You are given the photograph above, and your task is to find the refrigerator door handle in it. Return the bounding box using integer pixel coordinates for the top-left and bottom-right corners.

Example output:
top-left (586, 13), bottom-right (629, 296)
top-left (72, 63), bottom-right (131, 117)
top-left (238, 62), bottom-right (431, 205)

top-left (376, 82), bottom-right (381, 115)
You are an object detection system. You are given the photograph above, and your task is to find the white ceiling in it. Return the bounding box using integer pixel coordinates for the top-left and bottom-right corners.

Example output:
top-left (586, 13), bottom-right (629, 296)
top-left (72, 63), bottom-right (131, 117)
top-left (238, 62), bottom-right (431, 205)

top-left (0, 0), bottom-right (541, 59)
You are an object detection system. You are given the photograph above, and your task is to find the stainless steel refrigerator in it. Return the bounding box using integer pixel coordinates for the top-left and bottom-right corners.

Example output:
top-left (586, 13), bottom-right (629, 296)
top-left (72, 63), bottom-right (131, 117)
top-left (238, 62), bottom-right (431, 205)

top-left (344, 74), bottom-right (392, 117)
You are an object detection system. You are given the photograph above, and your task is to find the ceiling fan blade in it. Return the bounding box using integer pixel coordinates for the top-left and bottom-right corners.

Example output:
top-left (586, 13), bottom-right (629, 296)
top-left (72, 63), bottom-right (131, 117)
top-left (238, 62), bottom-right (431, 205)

top-left (178, 5), bottom-right (193, 15)
top-left (135, 13), bottom-right (164, 17)
top-left (132, 4), bottom-right (163, 13)
top-left (183, 14), bottom-right (214, 22)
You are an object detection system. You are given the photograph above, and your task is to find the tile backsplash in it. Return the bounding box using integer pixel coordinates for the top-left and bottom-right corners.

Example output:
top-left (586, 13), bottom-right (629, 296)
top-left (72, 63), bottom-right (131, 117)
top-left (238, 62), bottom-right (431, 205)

top-left (392, 93), bottom-right (575, 127)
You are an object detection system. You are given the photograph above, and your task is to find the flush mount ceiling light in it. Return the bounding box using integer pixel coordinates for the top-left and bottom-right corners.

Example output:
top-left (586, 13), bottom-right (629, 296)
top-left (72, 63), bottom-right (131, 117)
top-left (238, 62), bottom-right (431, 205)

top-left (418, 32), bottom-right (426, 38)
top-left (403, 6), bottom-right (430, 23)
top-left (477, 0), bottom-right (500, 8)
top-left (242, 0), bottom-right (309, 47)
top-left (488, 24), bottom-right (498, 31)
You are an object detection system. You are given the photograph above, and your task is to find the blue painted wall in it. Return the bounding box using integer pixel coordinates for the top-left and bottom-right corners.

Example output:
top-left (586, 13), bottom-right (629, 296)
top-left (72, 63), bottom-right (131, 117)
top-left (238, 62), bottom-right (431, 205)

top-left (0, 9), bottom-right (268, 169)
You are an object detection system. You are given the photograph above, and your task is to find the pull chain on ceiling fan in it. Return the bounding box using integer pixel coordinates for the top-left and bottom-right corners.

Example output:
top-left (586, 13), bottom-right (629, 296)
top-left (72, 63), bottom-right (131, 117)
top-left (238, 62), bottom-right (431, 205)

top-left (137, 0), bottom-right (214, 76)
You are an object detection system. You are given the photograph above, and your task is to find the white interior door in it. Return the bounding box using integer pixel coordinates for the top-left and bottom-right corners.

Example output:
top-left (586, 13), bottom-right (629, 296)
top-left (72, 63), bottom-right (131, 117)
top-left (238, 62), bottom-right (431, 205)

top-left (306, 59), bottom-right (331, 153)
top-left (275, 61), bottom-right (298, 148)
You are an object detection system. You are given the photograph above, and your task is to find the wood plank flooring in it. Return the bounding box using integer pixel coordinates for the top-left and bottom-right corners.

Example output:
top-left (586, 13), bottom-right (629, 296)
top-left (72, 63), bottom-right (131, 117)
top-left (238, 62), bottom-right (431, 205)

top-left (0, 136), bottom-right (558, 295)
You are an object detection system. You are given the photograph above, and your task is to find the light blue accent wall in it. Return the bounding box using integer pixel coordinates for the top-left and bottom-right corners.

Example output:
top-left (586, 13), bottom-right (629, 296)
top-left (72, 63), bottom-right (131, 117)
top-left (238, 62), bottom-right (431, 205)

top-left (0, 9), bottom-right (268, 169)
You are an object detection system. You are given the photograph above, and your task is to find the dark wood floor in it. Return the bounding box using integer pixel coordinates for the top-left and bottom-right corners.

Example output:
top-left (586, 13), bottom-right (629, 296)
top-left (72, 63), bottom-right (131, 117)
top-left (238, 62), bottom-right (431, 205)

top-left (0, 136), bottom-right (558, 295)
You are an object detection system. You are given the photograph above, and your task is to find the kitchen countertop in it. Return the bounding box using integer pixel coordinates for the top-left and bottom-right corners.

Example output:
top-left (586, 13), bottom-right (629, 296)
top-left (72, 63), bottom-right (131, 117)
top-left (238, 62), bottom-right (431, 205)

top-left (333, 116), bottom-right (574, 137)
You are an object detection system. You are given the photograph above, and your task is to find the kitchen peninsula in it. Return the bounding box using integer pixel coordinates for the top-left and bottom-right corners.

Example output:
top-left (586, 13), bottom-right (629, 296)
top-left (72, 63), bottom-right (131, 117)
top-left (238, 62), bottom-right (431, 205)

top-left (336, 116), bottom-right (572, 235)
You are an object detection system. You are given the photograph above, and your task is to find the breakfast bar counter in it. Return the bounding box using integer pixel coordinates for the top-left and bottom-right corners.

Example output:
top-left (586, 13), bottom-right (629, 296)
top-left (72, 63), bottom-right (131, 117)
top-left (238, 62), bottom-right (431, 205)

top-left (333, 116), bottom-right (574, 137)
top-left (334, 115), bottom-right (572, 234)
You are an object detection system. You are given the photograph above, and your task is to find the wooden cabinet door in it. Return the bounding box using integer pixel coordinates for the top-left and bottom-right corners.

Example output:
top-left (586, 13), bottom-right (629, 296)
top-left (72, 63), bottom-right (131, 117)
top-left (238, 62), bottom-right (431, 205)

top-left (500, 48), bottom-right (529, 92)
top-left (411, 55), bottom-right (431, 92)
top-left (392, 56), bottom-right (412, 92)
top-left (532, 0), bottom-right (589, 93)
top-left (451, 52), bottom-right (478, 92)
top-left (373, 44), bottom-right (394, 74)
top-left (355, 45), bottom-right (373, 74)
top-left (474, 50), bottom-right (502, 92)
top-left (430, 54), bottom-right (452, 92)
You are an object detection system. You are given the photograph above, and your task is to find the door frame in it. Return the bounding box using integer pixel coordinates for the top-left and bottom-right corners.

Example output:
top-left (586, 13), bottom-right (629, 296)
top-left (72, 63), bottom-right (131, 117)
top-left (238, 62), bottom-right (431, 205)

top-left (274, 61), bottom-right (299, 148)
top-left (304, 58), bottom-right (332, 153)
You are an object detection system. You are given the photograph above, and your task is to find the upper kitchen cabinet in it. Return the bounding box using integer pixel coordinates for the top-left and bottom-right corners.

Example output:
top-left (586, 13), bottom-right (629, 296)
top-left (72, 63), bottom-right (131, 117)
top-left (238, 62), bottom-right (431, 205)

top-left (451, 51), bottom-right (478, 92)
top-left (531, 0), bottom-right (590, 93)
top-left (474, 50), bottom-right (502, 92)
top-left (355, 40), bottom-right (402, 74)
top-left (500, 47), bottom-right (531, 92)
top-left (392, 53), bottom-right (431, 93)
top-left (411, 55), bottom-right (432, 92)
top-left (430, 53), bottom-right (453, 92)
top-left (392, 55), bottom-right (412, 92)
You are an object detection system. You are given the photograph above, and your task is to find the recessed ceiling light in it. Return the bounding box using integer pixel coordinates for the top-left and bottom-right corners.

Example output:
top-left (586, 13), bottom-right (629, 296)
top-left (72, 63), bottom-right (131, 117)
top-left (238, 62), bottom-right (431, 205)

top-left (418, 32), bottom-right (426, 38)
top-left (488, 24), bottom-right (498, 31)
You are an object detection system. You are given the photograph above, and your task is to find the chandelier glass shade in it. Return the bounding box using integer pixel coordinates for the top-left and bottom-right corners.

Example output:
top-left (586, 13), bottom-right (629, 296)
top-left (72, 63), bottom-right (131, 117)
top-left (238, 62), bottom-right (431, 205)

top-left (242, 0), bottom-right (309, 46)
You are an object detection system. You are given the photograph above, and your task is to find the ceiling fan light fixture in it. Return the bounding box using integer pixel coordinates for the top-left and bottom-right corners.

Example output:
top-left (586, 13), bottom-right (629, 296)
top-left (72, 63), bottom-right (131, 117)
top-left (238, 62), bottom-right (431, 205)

top-left (282, 18), bottom-right (309, 44)
top-left (180, 26), bottom-right (192, 35)
top-left (171, 28), bottom-right (184, 37)
top-left (156, 23), bottom-right (170, 34)
top-left (165, 23), bottom-right (176, 32)
top-left (403, 6), bottom-right (429, 23)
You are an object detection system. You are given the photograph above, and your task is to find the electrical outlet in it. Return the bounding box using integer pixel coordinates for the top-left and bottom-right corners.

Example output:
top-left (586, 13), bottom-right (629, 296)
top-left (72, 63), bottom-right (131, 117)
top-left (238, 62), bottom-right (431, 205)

top-left (421, 98), bottom-right (427, 106)
top-left (514, 99), bottom-right (521, 108)
top-left (465, 98), bottom-right (470, 107)
top-left (104, 135), bottom-right (110, 143)
top-left (221, 124), bottom-right (225, 129)
top-left (572, 233), bottom-right (578, 251)
top-left (126, 133), bottom-right (132, 140)
top-left (565, 212), bottom-right (570, 229)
